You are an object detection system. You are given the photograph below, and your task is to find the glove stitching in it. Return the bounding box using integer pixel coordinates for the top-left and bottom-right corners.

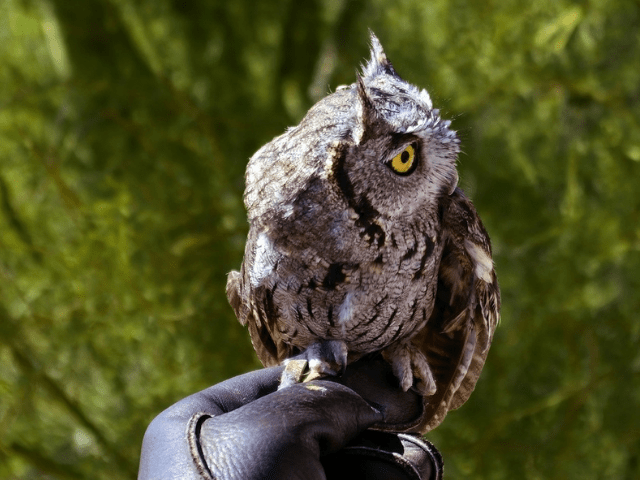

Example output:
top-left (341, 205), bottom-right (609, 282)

top-left (187, 412), bottom-right (215, 480)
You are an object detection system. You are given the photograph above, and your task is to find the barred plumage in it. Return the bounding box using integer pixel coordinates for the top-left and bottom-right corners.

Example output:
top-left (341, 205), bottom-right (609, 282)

top-left (226, 32), bottom-right (500, 432)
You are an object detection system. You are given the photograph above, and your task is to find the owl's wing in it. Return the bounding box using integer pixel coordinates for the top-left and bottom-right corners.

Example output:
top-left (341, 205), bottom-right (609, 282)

top-left (227, 269), bottom-right (296, 367)
top-left (411, 187), bottom-right (500, 433)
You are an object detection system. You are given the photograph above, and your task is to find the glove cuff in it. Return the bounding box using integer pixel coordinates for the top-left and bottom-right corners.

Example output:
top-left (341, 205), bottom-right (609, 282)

top-left (322, 430), bottom-right (443, 480)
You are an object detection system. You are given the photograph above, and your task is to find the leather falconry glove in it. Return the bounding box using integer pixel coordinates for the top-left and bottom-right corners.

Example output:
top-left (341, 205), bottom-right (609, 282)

top-left (138, 355), bottom-right (443, 480)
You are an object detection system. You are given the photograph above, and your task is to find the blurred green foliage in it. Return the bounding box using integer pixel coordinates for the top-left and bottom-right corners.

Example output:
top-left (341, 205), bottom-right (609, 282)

top-left (1, 0), bottom-right (639, 478)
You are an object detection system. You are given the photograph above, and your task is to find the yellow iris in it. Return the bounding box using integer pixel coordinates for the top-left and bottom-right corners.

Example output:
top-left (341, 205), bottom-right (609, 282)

top-left (389, 144), bottom-right (416, 175)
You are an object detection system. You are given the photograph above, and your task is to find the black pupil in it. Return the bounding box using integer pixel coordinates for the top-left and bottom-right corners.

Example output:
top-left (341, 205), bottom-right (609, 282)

top-left (400, 150), bottom-right (410, 163)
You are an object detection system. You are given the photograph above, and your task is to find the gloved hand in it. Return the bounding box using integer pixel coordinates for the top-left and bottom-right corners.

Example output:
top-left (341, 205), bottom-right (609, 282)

top-left (138, 355), bottom-right (443, 480)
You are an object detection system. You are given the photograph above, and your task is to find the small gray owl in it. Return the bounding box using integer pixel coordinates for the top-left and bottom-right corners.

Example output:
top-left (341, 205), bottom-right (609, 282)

top-left (227, 33), bottom-right (500, 432)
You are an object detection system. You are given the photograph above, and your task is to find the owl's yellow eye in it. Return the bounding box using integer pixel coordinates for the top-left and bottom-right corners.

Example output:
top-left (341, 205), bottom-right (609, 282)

top-left (388, 144), bottom-right (418, 175)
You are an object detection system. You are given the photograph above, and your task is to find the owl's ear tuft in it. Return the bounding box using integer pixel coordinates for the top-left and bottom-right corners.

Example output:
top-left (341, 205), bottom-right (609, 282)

top-left (362, 31), bottom-right (398, 80)
top-left (354, 75), bottom-right (385, 144)
top-left (356, 75), bottom-right (376, 120)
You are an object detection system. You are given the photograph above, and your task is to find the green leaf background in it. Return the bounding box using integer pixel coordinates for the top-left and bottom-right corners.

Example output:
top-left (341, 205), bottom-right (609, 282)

top-left (1, 0), bottom-right (638, 478)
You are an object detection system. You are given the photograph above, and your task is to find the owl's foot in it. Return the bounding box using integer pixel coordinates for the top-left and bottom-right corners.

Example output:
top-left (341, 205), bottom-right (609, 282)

top-left (382, 340), bottom-right (437, 396)
top-left (279, 339), bottom-right (348, 389)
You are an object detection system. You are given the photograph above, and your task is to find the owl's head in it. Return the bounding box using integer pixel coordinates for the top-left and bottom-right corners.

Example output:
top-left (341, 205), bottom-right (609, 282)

top-left (327, 32), bottom-right (460, 221)
top-left (245, 33), bottom-right (460, 241)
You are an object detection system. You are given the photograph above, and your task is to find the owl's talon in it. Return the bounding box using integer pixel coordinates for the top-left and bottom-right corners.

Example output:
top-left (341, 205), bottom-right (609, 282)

top-left (280, 339), bottom-right (348, 388)
top-left (279, 358), bottom-right (309, 390)
top-left (383, 341), bottom-right (437, 396)
top-left (304, 339), bottom-right (348, 377)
